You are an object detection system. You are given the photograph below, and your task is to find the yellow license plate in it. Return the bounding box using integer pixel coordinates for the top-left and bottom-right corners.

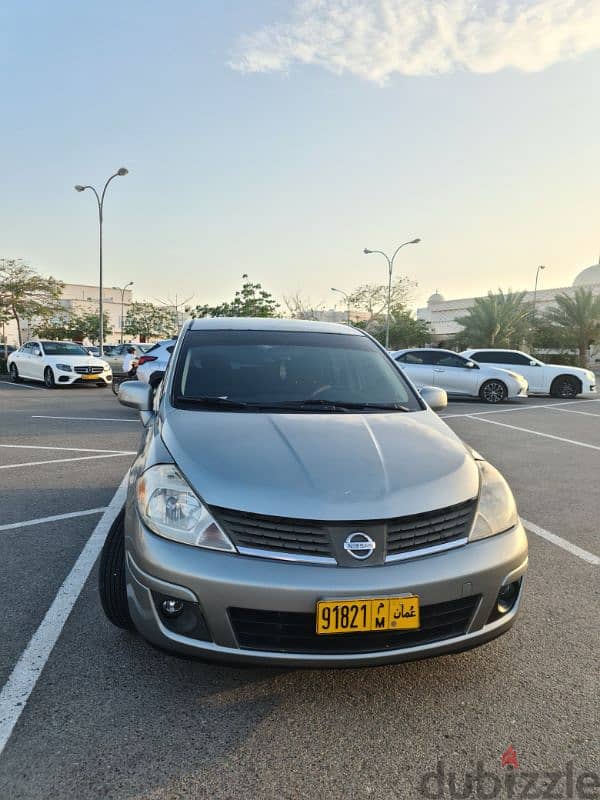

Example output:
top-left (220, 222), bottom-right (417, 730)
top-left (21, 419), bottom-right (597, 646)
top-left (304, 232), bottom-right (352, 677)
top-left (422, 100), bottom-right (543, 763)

top-left (316, 596), bottom-right (420, 635)
top-left (82, 374), bottom-right (98, 380)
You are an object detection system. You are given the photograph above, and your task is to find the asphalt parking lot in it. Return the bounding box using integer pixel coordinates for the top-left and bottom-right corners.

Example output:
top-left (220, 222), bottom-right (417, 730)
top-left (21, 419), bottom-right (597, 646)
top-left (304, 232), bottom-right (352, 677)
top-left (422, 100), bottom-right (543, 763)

top-left (0, 380), bottom-right (598, 800)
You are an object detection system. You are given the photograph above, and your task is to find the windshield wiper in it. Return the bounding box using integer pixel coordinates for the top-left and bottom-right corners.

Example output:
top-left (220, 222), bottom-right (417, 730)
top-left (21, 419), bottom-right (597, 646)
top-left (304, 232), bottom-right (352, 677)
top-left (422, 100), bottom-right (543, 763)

top-left (249, 399), bottom-right (412, 413)
top-left (175, 395), bottom-right (250, 409)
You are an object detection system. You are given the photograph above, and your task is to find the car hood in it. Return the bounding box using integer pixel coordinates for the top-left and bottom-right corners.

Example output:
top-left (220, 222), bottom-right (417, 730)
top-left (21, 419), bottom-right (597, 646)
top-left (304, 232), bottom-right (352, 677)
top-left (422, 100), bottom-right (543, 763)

top-left (46, 355), bottom-right (108, 366)
top-left (160, 408), bottom-right (479, 520)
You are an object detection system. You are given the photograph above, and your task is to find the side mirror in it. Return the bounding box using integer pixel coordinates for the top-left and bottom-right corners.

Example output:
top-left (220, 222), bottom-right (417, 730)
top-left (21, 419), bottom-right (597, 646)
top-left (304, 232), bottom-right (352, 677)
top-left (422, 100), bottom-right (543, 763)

top-left (466, 360), bottom-right (478, 369)
top-left (118, 380), bottom-right (153, 412)
top-left (529, 360), bottom-right (538, 367)
top-left (419, 386), bottom-right (448, 411)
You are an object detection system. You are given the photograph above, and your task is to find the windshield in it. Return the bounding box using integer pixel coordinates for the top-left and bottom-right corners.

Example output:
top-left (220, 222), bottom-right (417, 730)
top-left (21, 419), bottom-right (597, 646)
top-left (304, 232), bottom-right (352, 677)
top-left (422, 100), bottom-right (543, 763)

top-left (172, 330), bottom-right (421, 412)
top-left (41, 342), bottom-right (90, 356)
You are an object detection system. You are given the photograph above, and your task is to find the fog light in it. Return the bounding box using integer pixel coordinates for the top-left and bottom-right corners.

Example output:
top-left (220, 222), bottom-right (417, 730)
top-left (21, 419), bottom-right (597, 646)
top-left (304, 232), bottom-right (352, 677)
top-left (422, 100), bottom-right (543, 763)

top-left (496, 581), bottom-right (519, 615)
top-left (161, 598), bottom-right (184, 617)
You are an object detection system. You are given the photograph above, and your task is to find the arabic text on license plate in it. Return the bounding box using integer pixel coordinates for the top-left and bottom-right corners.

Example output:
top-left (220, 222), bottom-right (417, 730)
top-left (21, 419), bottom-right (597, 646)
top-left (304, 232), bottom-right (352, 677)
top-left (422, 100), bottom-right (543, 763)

top-left (316, 596), bottom-right (420, 635)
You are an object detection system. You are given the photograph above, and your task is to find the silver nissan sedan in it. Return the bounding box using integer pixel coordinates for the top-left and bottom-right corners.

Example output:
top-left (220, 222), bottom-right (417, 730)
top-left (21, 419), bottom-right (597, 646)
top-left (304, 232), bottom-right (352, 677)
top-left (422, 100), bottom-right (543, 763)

top-left (99, 318), bottom-right (528, 667)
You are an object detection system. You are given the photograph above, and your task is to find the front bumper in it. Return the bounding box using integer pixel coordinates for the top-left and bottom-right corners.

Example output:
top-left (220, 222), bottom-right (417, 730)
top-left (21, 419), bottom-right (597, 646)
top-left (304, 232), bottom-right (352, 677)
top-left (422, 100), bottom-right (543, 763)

top-left (124, 511), bottom-right (528, 667)
top-left (55, 370), bottom-right (112, 385)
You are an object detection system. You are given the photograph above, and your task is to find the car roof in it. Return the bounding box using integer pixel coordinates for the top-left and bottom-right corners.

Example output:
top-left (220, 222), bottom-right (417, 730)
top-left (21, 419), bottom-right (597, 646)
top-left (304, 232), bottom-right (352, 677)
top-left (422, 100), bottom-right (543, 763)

top-left (187, 317), bottom-right (362, 335)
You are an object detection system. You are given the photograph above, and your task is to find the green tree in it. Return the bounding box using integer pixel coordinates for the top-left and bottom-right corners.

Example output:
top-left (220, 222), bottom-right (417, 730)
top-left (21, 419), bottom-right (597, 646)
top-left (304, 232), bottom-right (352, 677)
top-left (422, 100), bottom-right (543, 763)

top-left (189, 275), bottom-right (279, 318)
top-left (123, 302), bottom-right (176, 341)
top-left (543, 288), bottom-right (600, 367)
top-left (454, 289), bottom-right (531, 349)
top-left (348, 277), bottom-right (415, 328)
top-left (355, 308), bottom-right (430, 349)
top-left (0, 259), bottom-right (63, 345)
top-left (33, 311), bottom-right (112, 343)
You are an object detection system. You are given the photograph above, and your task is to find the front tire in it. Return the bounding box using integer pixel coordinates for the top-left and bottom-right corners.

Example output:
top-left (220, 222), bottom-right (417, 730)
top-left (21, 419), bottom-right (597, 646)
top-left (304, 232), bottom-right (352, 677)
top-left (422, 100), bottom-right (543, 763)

top-left (44, 367), bottom-right (56, 389)
top-left (98, 509), bottom-right (134, 630)
top-left (9, 363), bottom-right (22, 383)
top-left (550, 375), bottom-right (580, 399)
top-left (479, 379), bottom-right (508, 404)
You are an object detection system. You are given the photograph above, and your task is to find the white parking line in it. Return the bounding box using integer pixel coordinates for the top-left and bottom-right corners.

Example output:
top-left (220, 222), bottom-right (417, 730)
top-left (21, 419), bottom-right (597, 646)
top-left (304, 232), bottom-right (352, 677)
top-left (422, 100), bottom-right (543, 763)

top-left (0, 382), bottom-right (40, 390)
top-left (0, 508), bottom-right (108, 533)
top-left (466, 416), bottom-right (600, 451)
top-left (440, 398), bottom-right (600, 419)
top-left (541, 406), bottom-right (600, 418)
top-left (522, 519), bottom-right (600, 566)
top-left (0, 454), bottom-right (133, 471)
top-left (0, 474), bottom-right (128, 756)
top-left (31, 415), bottom-right (138, 423)
top-left (0, 444), bottom-right (135, 454)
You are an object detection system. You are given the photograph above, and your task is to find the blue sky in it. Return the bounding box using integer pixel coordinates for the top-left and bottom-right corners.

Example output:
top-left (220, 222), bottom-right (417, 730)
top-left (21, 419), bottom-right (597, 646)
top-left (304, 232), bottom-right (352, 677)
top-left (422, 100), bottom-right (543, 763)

top-left (1, 0), bottom-right (599, 311)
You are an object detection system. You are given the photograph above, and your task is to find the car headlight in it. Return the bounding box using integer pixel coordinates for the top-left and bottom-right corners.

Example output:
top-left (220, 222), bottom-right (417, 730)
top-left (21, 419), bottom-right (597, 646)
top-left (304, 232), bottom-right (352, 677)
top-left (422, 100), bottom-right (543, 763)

top-left (55, 363), bottom-right (73, 372)
top-left (586, 371), bottom-right (594, 381)
top-left (136, 464), bottom-right (236, 551)
top-left (470, 461), bottom-right (518, 541)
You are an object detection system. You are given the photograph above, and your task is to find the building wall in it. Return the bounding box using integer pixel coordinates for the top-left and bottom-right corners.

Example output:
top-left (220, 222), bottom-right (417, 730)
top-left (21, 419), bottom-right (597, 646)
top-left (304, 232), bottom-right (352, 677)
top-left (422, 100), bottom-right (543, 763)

top-left (1, 283), bottom-right (134, 345)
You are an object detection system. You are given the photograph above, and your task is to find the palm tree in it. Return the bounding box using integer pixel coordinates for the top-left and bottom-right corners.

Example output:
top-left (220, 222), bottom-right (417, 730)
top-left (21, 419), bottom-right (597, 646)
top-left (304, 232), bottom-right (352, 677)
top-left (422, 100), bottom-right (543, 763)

top-left (544, 288), bottom-right (600, 367)
top-left (454, 289), bottom-right (531, 348)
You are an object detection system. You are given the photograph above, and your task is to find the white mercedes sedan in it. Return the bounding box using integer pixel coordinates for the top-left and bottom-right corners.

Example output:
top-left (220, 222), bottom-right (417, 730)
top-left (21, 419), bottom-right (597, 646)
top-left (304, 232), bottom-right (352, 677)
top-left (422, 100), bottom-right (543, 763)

top-left (8, 340), bottom-right (112, 388)
top-left (392, 348), bottom-right (528, 403)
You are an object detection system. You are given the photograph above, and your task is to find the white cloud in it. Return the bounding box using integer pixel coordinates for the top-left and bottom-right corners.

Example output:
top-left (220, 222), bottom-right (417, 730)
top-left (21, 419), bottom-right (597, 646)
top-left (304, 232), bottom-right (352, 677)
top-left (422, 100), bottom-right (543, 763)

top-left (229, 0), bottom-right (600, 84)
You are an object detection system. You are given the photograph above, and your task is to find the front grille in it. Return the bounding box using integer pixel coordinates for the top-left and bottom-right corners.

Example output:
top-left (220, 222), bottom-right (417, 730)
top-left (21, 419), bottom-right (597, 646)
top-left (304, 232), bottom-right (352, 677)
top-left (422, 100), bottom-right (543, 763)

top-left (386, 499), bottom-right (476, 557)
top-left (214, 509), bottom-right (332, 559)
top-left (74, 366), bottom-right (103, 374)
top-left (229, 596), bottom-right (480, 654)
top-left (213, 498), bottom-right (476, 564)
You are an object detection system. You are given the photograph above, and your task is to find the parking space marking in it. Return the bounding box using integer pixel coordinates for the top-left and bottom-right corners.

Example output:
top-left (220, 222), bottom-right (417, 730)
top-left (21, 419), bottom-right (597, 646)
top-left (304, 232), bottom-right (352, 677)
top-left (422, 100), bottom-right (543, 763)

top-left (0, 444), bottom-right (135, 454)
top-left (522, 519), bottom-right (600, 566)
top-left (0, 453), bottom-right (133, 471)
top-left (541, 406), bottom-right (600, 418)
top-left (440, 398), bottom-right (600, 419)
top-left (466, 415), bottom-right (600, 451)
top-left (31, 415), bottom-right (138, 423)
top-left (0, 508), bottom-right (108, 533)
top-left (0, 474), bottom-right (128, 757)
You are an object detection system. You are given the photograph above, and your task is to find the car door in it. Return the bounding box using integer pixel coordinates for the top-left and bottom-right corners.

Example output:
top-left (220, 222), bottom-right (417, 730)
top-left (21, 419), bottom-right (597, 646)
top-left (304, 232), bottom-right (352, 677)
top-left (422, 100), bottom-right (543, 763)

top-left (104, 344), bottom-right (126, 373)
top-left (471, 350), bottom-right (543, 392)
top-left (29, 342), bottom-right (45, 380)
top-left (14, 343), bottom-right (33, 378)
top-left (431, 351), bottom-right (479, 396)
top-left (393, 351), bottom-right (435, 388)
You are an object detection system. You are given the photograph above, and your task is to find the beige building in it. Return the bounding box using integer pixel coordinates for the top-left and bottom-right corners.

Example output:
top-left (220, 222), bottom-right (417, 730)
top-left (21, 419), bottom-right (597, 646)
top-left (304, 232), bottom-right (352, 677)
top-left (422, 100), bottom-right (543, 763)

top-left (4, 283), bottom-right (134, 345)
top-left (417, 262), bottom-right (600, 362)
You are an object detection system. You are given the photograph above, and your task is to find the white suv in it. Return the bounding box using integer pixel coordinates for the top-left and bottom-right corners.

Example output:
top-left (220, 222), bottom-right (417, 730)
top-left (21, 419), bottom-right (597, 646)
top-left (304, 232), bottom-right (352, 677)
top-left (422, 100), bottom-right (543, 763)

top-left (461, 349), bottom-right (596, 399)
top-left (135, 339), bottom-right (177, 388)
top-left (8, 340), bottom-right (112, 388)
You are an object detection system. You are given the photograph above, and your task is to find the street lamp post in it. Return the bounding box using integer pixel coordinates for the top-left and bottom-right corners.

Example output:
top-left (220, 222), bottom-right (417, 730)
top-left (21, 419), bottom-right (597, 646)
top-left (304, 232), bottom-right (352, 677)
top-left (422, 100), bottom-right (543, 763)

top-left (363, 238), bottom-right (421, 348)
top-left (75, 167), bottom-right (129, 355)
top-left (331, 287), bottom-right (351, 324)
top-left (114, 281), bottom-right (134, 343)
top-left (531, 265), bottom-right (546, 344)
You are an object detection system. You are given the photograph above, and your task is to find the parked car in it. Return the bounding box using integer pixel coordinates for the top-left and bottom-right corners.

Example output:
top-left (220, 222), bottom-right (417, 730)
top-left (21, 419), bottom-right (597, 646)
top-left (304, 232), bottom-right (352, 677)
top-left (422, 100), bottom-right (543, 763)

top-left (103, 343), bottom-right (150, 374)
top-left (7, 340), bottom-right (112, 388)
top-left (135, 339), bottom-right (176, 388)
top-left (392, 348), bottom-right (528, 404)
top-left (99, 318), bottom-right (528, 667)
top-left (461, 349), bottom-right (596, 399)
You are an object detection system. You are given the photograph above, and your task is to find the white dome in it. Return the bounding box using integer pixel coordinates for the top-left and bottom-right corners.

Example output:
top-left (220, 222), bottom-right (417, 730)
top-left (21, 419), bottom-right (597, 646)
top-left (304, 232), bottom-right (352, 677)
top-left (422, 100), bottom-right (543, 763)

top-left (427, 291), bottom-right (445, 305)
top-left (573, 263), bottom-right (600, 287)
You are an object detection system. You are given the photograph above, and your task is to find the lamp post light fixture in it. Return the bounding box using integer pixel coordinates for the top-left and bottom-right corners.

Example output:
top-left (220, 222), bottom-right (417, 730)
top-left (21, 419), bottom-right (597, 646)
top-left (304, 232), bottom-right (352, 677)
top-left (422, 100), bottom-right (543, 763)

top-left (75, 167), bottom-right (129, 355)
top-left (363, 238), bottom-right (421, 349)
top-left (331, 287), bottom-right (351, 324)
top-left (114, 281), bottom-right (134, 343)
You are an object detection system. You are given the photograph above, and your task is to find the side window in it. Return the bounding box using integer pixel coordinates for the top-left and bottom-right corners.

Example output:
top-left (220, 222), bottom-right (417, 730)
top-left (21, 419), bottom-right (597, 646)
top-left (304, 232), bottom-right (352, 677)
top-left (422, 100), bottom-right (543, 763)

top-left (471, 351), bottom-right (495, 363)
top-left (396, 351), bottom-right (424, 364)
top-left (435, 353), bottom-right (468, 368)
top-left (505, 352), bottom-right (532, 365)
top-left (166, 346), bottom-right (175, 355)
